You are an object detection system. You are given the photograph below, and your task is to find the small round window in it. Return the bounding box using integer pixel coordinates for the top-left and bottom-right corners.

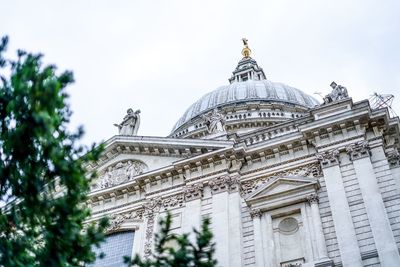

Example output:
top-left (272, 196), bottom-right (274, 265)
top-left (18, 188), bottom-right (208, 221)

top-left (278, 217), bottom-right (299, 234)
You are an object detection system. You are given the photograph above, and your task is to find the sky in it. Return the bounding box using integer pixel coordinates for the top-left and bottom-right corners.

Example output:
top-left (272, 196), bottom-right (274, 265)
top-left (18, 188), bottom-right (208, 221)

top-left (1, 0), bottom-right (400, 146)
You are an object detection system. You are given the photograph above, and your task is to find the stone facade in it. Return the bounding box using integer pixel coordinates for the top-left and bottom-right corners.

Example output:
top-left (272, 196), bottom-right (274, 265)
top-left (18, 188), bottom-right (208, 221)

top-left (87, 46), bottom-right (400, 266)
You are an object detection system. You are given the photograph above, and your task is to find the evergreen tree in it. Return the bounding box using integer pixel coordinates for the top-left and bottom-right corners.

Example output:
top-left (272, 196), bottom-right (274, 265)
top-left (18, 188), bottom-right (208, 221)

top-left (127, 213), bottom-right (217, 267)
top-left (0, 36), bottom-right (107, 267)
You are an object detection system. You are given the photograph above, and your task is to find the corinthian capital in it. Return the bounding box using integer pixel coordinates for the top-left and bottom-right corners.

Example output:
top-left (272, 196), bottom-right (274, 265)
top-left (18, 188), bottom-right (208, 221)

top-left (307, 194), bottom-right (319, 204)
top-left (316, 149), bottom-right (340, 168)
top-left (183, 183), bottom-right (204, 201)
top-left (249, 208), bottom-right (262, 219)
top-left (346, 140), bottom-right (370, 161)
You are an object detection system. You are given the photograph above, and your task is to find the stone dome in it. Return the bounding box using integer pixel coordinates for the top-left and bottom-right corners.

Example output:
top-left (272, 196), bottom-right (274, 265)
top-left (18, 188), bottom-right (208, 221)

top-left (171, 80), bottom-right (319, 133)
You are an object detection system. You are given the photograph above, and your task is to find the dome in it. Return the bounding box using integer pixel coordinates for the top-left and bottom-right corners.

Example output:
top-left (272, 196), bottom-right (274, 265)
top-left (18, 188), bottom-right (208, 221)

top-left (170, 41), bottom-right (320, 138)
top-left (171, 79), bottom-right (319, 133)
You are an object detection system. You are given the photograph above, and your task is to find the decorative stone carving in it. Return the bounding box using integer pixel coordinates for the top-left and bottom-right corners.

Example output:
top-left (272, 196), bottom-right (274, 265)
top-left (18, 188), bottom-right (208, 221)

top-left (106, 209), bottom-right (144, 233)
top-left (202, 108), bottom-right (226, 134)
top-left (183, 183), bottom-right (204, 201)
top-left (241, 163), bottom-right (322, 195)
top-left (209, 175), bottom-right (230, 194)
top-left (249, 208), bottom-right (262, 219)
top-left (97, 160), bottom-right (147, 189)
top-left (323, 81), bottom-right (349, 104)
top-left (142, 197), bottom-right (162, 259)
top-left (144, 212), bottom-right (155, 259)
top-left (346, 141), bottom-right (370, 161)
top-left (114, 108), bottom-right (141, 135)
top-left (316, 149), bottom-right (340, 168)
top-left (142, 197), bottom-right (162, 214)
top-left (229, 175), bottom-right (241, 192)
top-left (307, 194), bottom-right (319, 204)
top-left (209, 175), bottom-right (239, 194)
top-left (386, 149), bottom-right (400, 167)
top-left (161, 194), bottom-right (184, 210)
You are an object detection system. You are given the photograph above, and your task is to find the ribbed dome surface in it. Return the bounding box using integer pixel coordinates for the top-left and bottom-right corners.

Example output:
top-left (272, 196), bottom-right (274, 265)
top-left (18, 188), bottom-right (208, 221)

top-left (172, 80), bottom-right (319, 132)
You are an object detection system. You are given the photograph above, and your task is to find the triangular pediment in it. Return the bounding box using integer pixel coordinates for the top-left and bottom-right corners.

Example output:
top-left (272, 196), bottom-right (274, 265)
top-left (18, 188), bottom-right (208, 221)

top-left (245, 176), bottom-right (318, 203)
top-left (87, 135), bottom-right (235, 193)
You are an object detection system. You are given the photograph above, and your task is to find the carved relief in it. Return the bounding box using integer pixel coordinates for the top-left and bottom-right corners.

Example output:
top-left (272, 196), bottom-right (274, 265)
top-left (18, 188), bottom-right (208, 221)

top-left (241, 163), bottom-right (322, 195)
top-left (346, 140), bottom-right (370, 161)
top-left (144, 212), bottom-right (155, 259)
top-left (316, 149), bottom-right (340, 168)
top-left (96, 160), bottom-right (147, 189)
top-left (106, 208), bottom-right (144, 233)
top-left (142, 197), bottom-right (162, 259)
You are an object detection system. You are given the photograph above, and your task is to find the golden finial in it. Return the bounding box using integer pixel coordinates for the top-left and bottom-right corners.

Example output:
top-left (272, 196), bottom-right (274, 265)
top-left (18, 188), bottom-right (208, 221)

top-left (241, 38), bottom-right (251, 58)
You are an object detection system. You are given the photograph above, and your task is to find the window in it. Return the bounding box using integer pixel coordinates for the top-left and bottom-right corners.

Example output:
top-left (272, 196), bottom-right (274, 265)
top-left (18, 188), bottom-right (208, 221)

top-left (90, 231), bottom-right (135, 267)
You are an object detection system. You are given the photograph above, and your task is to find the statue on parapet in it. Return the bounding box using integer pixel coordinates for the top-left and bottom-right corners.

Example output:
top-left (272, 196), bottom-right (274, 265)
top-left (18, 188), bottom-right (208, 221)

top-left (202, 108), bottom-right (226, 134)
top-left (114, 108), bottom-right (141, 135)
top-left (323, 81), bottom-right (349, 104)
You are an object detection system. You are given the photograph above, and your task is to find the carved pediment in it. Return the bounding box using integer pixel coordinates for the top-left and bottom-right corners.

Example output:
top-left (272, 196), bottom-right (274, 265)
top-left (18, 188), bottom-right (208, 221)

top-left (245, 176), bottom-right (319, 209)
top-left (92, 160), bottom-right (148, 190)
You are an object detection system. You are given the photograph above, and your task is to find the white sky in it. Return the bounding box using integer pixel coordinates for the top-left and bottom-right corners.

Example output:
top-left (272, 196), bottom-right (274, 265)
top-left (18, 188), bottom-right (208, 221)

top-left (1, 0), bottom-right (400, 146)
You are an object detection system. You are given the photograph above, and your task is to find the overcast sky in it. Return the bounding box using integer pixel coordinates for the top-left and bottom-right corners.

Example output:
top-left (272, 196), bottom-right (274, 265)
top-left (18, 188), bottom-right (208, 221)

top-left (1, 0), bottom-right (399, 145)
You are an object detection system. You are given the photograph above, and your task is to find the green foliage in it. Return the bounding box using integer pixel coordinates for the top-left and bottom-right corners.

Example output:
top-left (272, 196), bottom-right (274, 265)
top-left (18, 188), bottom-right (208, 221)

top-left (0, 36), bottom-right (107, 267)
top-left (127, 213), bottom-right (217, 267)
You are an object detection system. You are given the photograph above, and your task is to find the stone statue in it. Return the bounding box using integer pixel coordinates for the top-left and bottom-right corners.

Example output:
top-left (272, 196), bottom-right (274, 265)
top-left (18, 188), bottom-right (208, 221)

top-left (114, 108), bottom-right (141, 135)
top-left (323, 81), bottom-right (349, 104)
top-left (202, 108), bottom-right (226, 134)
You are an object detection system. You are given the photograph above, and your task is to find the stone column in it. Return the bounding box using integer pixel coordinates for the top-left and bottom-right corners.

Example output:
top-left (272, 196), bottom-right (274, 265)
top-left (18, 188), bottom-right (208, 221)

top-left (250, 209), bottom-right (265, 267)
top-left (347, 141), bottom-right (400, 266)
top-left (210, 175), bottom-right (243, 267)
top-left (307, 194), bottom-right (330, 262)
top-left (316, 149), bottom-right (363, 267)
top-left (182, 183), bottom-right (203, 242)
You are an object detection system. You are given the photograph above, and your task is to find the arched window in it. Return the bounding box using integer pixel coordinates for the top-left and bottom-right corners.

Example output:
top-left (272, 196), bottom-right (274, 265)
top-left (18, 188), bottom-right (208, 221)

top-left (90, 230), bottom-right (135, 267)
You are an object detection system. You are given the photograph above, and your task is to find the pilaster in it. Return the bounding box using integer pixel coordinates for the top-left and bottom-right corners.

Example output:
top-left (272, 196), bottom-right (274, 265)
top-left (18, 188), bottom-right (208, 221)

top-left (316, 149), bottom-right (363, 267)
top-left (347, 141), bottom-right (400, 266)
top-left (210, 175), bottom-right (243, 267)
top-left (307, 194), bottom-right (333, 267)
top-left (182, 183), bottom-right (203, 242)
top-left (250, 209), bottom-right (265, 267)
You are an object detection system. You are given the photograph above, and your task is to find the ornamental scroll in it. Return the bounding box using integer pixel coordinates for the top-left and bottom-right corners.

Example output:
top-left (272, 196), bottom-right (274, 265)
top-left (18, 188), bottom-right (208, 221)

top-left (95, 160), bottom-right (147, 189)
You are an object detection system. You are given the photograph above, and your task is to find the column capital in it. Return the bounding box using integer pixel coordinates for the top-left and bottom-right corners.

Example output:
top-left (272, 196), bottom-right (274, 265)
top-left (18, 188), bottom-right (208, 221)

top-left (307, 193), bottom-right (319, 204)
top-left (386, 149), bottom-right (400, 167)
top-left (183, 183), bottom-right (203, 201)
top-left (346, 140), bottom-right (370, 161)
top-left (250, 208), bottom-right (262, 219)
top-left (316, 149), bottom-right (340, 168)
top-left (209, 175), bottom-right (230, 194)
top-left (209, 175), bottom-right (241, 194)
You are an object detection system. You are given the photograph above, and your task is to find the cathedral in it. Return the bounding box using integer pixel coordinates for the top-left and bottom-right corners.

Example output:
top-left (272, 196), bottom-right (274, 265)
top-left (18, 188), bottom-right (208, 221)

top-left (87, 40), bottom-right (400, 267)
